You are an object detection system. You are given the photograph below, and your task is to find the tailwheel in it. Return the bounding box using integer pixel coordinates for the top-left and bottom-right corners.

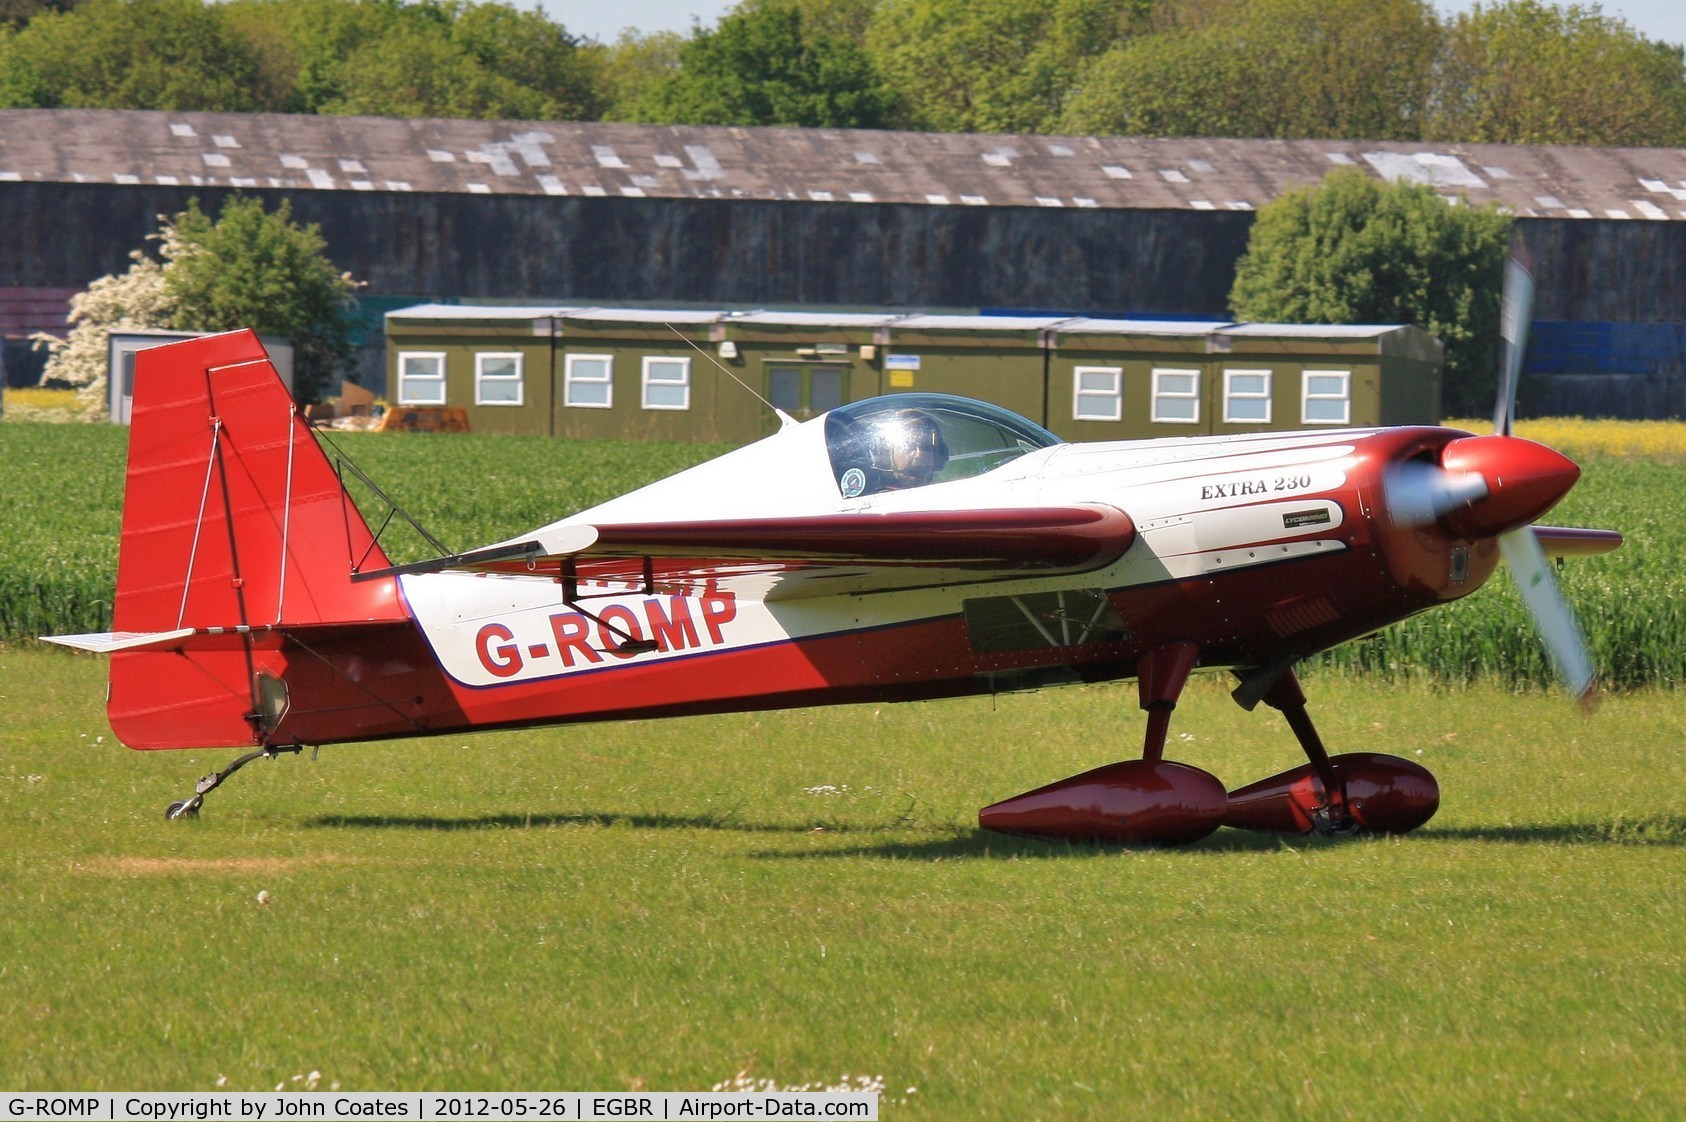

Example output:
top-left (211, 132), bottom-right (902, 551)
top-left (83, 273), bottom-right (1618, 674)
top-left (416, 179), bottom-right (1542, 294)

top-left (163, 743), bottom-right (304, 822)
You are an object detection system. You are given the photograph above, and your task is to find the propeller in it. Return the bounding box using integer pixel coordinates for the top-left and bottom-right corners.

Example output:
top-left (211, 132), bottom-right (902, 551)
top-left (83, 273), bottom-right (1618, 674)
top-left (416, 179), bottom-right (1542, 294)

top-left (1488, 243), bottom-right (1598, 705)
top-left (1493, 248), bottom-right (1534, 437)
top-left (1382, 240), bottom-right (1598, 705)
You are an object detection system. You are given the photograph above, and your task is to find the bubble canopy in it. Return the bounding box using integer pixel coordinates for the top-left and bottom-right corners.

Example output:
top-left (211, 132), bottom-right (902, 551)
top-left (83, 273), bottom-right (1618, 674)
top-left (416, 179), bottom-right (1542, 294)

top-left (824, 393), bottom-right (1062, 498)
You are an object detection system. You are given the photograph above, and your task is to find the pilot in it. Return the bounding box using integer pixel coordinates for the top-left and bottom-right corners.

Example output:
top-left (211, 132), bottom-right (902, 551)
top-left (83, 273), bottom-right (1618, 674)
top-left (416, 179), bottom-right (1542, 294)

top-left (869, 408), bottom-right (949, 491)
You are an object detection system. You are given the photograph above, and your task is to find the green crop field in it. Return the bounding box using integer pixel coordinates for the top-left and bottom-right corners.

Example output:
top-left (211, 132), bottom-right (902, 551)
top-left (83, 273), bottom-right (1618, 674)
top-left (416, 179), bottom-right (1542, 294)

top-left (3, 419), bottom-right (1682, 688)
top-left (1, 652), bottom-right (1681, 1117)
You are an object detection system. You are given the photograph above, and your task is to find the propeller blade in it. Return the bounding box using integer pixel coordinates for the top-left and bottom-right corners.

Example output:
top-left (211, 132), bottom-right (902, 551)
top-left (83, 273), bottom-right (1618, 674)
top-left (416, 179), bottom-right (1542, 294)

top-left (1498, 525), bottom-right (1597, 706)
top-left (1493, 246), bottom-right (1534, 437)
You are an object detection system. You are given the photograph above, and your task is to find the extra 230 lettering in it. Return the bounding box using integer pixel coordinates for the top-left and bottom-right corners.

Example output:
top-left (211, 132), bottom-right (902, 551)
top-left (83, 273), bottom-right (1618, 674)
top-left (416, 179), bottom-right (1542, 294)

top-left (1201, 473), bottom-right (1312, 501)
top-left (476, 592), bottom-right (738, 678)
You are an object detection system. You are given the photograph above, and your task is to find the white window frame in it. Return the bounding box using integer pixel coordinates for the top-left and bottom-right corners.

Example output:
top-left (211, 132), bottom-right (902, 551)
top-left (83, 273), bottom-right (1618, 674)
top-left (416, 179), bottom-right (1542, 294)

top-left (1302, 369), bottom-right (1351, 425)
top-left (1151, 367), bottom-right (1202, 425)
top-left (474, 351), bottom-right (524, 406)
top-left (641, 355), bottom-right (691, 411)
top-left (397, 351), bottom-right (446, 405)
top-left (564, 353), bottom-right (613, 409)
top-left (1072, 365), bottom-right (1123, 421)
top-left (1223, 368), bottom-right (1272, 425)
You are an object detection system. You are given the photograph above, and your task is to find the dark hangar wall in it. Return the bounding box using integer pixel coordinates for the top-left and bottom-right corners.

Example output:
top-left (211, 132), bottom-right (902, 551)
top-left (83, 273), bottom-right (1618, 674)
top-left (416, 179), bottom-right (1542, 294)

top-left (12, 179), bottom-right (1686, 319)
top-left (5, 181), bottom-right (1251, 314)
top-left (9, 176), bottom-right (1686, 415)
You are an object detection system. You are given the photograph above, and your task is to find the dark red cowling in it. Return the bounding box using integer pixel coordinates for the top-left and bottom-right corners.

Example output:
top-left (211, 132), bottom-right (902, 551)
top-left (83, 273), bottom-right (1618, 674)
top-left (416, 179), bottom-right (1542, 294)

top-left (978, 759), bottom-right (1228, 845)
top-left (1223, 752), bottom-right (1439, 835)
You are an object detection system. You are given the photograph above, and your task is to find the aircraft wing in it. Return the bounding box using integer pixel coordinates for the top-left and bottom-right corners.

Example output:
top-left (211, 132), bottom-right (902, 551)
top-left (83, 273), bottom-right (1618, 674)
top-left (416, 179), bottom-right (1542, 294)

top-left (370, 504), bottom-right (1136, 598)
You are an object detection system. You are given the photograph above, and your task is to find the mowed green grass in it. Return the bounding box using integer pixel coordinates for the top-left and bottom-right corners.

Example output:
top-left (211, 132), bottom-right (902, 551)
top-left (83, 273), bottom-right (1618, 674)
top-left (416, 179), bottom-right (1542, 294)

top-left (3, 649), bottom-right (1681, 1118)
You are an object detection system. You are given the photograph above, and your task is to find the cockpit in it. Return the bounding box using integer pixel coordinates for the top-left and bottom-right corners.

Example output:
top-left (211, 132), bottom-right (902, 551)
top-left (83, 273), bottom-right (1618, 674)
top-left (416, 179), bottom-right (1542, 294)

top-left (824, 393), bottom-right (1062, 498)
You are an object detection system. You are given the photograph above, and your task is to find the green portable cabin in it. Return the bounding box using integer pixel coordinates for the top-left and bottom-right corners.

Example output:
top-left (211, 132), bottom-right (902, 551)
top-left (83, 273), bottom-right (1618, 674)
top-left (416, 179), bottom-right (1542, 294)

top-left (387, 305), bottom-right (1444, 443)
top-left (386, 305), bottom-right (729, 440)
top-left (1047, 319), bottom-right (1444, 439)
top-left (718, 311), bottom-right (902, 435)
top-left (1048, 319), bottom-right (1233, 441)
top-left (548, 308), bottom-right (726, 442)
top-left (386, 305), bottom-right (583, 437)
top-left (878, 315), bottom-right (1070, 428)
top-left (1214, 324), bottom-right (1444, 431)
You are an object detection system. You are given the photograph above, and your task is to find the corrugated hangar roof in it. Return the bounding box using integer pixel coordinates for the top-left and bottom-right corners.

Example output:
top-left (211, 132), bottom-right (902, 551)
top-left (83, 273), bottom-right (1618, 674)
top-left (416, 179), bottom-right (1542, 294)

top-left (3, 108), bottom-right (1686, 220)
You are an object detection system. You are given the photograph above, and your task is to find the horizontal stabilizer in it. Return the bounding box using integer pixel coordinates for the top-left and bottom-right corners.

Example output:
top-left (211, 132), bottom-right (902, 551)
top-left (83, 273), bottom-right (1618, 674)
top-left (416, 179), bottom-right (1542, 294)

top-left (353, 524), bottom-right (601, 581)
top-left (42, 629), bottom-right (196, 654)
top-left (1532, 526), bottom-right (1622, 559)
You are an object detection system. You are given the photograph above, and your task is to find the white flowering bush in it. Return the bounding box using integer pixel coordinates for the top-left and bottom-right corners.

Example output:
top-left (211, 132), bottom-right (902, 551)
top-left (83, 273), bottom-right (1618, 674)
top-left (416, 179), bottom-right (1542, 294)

top-left (34, 220), bottom-right (185, 418)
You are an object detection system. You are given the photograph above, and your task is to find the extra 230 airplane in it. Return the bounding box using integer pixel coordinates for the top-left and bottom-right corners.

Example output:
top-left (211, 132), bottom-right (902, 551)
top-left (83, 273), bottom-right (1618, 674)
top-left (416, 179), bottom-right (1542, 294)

top-left (47, 261), bottom-right (1622, 844)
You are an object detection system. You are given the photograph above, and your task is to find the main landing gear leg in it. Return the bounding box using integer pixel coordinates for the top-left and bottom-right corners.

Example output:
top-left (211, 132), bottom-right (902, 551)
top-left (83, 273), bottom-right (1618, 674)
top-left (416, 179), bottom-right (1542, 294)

top-left (166, 743), bottom-right (305, 820)
top-left (1261, 670), bottom-right (1354, 835)
top-left (1138, 641), bottom-right (1200, 763)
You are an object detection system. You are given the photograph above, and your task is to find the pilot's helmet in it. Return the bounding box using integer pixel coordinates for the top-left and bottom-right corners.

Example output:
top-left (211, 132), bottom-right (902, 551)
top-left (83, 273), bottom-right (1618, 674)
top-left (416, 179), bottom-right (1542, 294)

top-left (871, 408), bottom-right (949, 487)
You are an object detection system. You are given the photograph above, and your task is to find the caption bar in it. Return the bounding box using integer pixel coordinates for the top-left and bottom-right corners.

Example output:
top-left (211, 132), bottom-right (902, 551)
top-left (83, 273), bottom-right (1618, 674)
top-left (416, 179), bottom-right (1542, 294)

top-left (1, 1096), bottom-right (877, 1122)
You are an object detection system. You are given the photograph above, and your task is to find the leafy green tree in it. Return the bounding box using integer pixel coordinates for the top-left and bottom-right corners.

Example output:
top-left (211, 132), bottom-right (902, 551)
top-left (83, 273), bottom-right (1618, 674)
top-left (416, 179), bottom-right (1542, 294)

top-left (164, 197), bottom-right (360, 403)
top-left (449, 0), bottom-right (605, 120)
top-left (221, 0), bottom-right (605, 120)
top-left (1229, 168), bottom-right (1514, 416)
top-left (1426, 0), bottom-right (1686, 146)
top-left (1, 0), bottom-right (71, 30)
top-left (1058, 0), bottom-right (1438, 140)
top-left (221, 0), bottom-right (401, 114)
top-left (867, 0), bottom-right (1146, 134)
top-left (627, 0), bottom-right (896, 128)
top-left (599, 29), bottom-right (686, 121)
top-left (0, 0), bottom-right (265, 110)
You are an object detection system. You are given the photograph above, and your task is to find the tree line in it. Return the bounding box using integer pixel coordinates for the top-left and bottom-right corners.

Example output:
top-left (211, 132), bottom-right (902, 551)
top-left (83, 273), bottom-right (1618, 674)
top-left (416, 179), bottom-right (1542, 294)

top-left (2, 0), bottom-right (1683, 146)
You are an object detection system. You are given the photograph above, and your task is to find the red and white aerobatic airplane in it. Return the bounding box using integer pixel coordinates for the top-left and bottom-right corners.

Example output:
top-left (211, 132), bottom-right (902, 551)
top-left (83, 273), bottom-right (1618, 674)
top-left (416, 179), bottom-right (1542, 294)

top-left (47, 283), bottom-right (1620, 843)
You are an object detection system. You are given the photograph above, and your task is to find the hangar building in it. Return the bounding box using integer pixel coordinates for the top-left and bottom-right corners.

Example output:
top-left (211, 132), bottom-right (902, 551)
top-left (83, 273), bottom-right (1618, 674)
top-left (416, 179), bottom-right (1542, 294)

top-left (2, 108), bottom-right (1683, 416)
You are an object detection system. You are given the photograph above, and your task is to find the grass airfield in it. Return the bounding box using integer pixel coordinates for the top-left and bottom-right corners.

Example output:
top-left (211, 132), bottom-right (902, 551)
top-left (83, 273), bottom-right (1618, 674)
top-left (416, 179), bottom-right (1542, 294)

top-left (2, 649), bottom-right (1680, 1118)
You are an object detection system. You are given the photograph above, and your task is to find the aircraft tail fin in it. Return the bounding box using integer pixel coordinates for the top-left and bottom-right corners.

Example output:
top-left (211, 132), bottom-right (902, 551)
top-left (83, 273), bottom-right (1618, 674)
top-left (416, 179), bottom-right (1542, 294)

top-left (112, 330), bottom-right (399, 633)
top-left (93, 330), bottom-right (407, 748)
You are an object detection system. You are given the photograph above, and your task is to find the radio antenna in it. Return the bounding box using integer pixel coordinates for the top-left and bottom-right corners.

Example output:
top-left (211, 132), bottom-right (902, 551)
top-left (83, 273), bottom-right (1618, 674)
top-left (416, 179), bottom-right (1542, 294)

top-left (665, 323), bottom-right (797, 429)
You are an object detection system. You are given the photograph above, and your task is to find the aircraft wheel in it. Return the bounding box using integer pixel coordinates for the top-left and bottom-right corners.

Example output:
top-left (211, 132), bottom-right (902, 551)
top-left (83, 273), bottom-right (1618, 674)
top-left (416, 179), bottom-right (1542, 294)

top-left (165, 800), bottom-right (199, 821)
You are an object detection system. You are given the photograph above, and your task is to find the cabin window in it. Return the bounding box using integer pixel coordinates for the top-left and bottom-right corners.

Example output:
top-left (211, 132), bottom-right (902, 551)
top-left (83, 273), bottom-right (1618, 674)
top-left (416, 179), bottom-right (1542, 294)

top-left (397, 352), bottom-right (446, 405)
top-left (565, 354), bottom-right (613, 409)
top-left (1303, 370), bottom-right (1351, 424)
top-left (1223, 368), bottom-right (1272, 423)
top-left (1151, 367), bottom-right (1201, 424)
top-left (475, 352), bottom-right (524, 406)
top-left (642, 356), bottom-right (691, 410)
top-left (825, 393), bottom-right (1059, 498)
top-left (1073, 366), bottom-right (1123, 421)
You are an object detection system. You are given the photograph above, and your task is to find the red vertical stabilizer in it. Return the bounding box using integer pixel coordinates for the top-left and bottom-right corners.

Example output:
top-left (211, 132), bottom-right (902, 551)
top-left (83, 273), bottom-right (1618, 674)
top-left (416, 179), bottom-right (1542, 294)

top-left (106, 330), bottom-right (406, 748)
